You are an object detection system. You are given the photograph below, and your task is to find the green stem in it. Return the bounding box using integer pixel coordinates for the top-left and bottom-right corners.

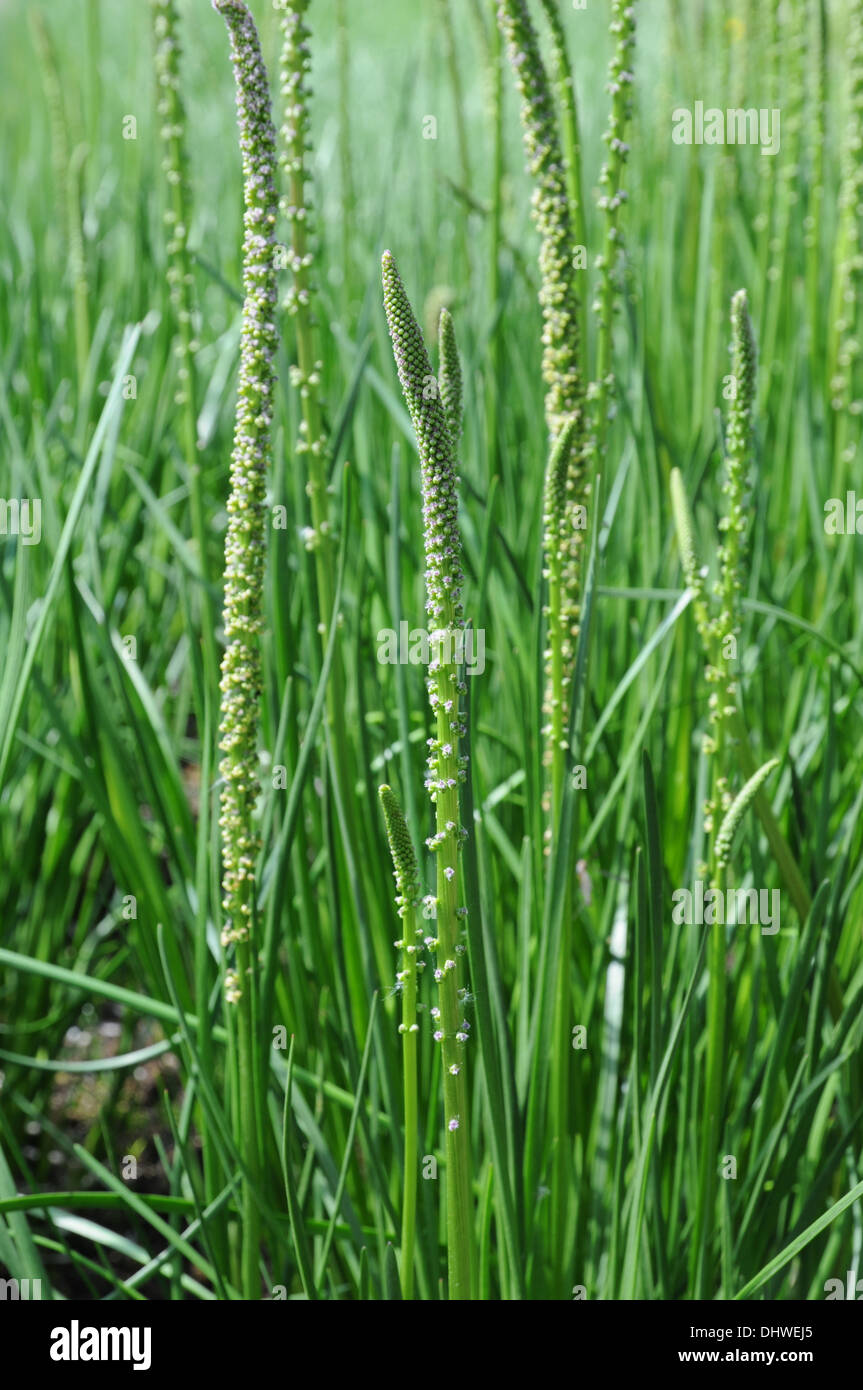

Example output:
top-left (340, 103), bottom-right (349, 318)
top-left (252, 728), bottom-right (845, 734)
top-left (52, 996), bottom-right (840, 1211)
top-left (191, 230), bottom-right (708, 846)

top-left (235, 934), bottom-right (261, 1298)
top-left (693, 858), bottom-right (727, 1298)
top-left (401, 904), bottom-right (418, 1299)
top-left (693, 651), bottom-right (728, 1296)
top-left (433, 649), bottom-right (472, 1300)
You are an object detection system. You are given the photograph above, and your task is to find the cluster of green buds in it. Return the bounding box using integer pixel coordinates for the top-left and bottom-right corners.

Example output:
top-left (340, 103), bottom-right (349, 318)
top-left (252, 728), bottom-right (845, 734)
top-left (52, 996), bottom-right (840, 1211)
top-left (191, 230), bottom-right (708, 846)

top-left (213, 0), bottom-right (280, 980)
top-left (379, 784), bottom-right (423, 1027)
top-left (382, 255), bottom-right (469, 820)
top-left (151, 0), bottom-right (200, 407)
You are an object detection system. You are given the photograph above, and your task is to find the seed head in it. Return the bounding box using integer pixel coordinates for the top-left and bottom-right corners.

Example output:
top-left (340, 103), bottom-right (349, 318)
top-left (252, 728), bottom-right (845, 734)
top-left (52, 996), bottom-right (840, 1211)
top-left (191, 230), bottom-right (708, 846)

top-left (214, 0), bottom-right (280, 973)
top-left (378, 785), bottom-right (422, 918)
top-left (496, 0), bottom-right (583, 438)
top-left (438, 307), bottom-right (463, 451)
top-left (381, 251), bottom-right (464, 630)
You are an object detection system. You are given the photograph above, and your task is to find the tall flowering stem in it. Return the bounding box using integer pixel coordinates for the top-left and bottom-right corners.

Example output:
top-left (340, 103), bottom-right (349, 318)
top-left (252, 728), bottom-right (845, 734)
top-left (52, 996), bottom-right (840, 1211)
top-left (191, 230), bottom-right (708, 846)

top-left (496, 0), bottom-right (585, 823)
top-left (378, 785), bottom-right (423, 1300)
top-left (277, 0), bottom-right (330, 575)
top-left (498, 0), bottom-right (586, 1290)
top-left (676, 290), bottom-right (756, 859)
top-left (382, 252), bottom-right (473, 1300)
top-left (670, 293), bottom-right (761, 1294)
top-left (496, 0), bottom-right (582, 438)
top-left (694, 290), bottom-right (755, 1297)
top-left (589, 1), bottom-right (636, 465)
top-left (669, 295), bottom-right (756, 865)
top-left (714, 291), bottom-right (755, 791)
top-left (213, 0), bottom-right (280, 1300)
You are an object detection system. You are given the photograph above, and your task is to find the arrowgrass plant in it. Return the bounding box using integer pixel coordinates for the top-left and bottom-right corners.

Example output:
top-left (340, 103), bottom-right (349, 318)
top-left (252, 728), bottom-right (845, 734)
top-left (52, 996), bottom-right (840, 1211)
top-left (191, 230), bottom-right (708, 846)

top-left (670, 290), bottom-right (832, 1295)
top-left (495, 38), bottom-right (586, 1224)
top-left (213, 0), bottom-right (280, 1300)
top-left (382, 251), bottom-right (472, 1299)
top-left (498, 0), bottom-right (637, 1292)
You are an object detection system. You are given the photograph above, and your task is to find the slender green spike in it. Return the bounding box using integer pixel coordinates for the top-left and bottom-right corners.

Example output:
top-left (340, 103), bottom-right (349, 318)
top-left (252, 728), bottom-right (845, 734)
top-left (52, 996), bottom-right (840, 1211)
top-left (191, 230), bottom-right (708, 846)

top-left (379, 784), bottom-right (421, 913)
top-left (214, 0), bottom-right (279, 968)
top-left (715, 758), bottom-right (780, 871)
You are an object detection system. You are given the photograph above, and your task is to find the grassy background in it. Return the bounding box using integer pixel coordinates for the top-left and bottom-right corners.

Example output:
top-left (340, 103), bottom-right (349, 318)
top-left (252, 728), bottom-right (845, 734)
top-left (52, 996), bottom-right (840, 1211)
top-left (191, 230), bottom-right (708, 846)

top-left (0, 0), bottom-right (861, 1300)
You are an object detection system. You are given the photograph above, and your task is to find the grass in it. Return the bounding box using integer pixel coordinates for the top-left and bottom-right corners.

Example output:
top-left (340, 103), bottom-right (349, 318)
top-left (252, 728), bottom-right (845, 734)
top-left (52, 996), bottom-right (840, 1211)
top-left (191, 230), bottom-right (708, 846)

top-left (0, 0), bottom-right (861, 1302)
